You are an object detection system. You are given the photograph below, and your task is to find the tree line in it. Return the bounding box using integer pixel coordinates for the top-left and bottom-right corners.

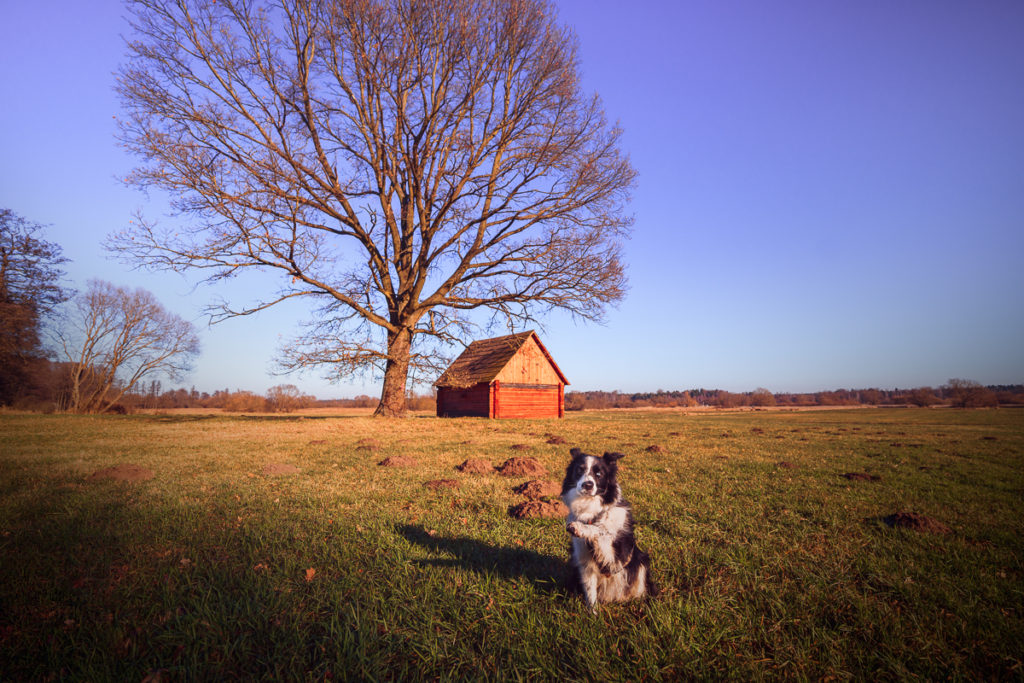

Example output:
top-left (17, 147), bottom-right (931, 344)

top-left (564, 380), bottom-right (1022, 411)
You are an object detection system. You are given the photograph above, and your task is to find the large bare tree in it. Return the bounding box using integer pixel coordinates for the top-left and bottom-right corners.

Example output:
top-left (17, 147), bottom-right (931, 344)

top-left (110, 0), bottom-right (635, 416)
top-left (58, 280), bottom-right (201, 413)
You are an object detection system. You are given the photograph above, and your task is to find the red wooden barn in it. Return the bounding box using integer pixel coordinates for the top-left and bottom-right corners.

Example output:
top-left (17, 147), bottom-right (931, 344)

top-left (434, 331), bottom-right (569, 419)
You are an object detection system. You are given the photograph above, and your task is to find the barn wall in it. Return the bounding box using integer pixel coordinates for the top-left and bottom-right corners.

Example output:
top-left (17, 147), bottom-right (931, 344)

top-left (436, 383), bottom-right (492, 418)
top-left (494, 336), bottom-right (562, 385)
top-left (494, 382), bottom-right (562, 419)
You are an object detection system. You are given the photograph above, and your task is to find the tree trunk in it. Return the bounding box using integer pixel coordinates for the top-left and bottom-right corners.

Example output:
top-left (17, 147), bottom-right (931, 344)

top-left (374, 327), bottom-right (412, 417)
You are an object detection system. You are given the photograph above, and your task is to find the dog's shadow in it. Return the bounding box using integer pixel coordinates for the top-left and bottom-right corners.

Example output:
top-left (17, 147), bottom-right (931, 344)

top-left (396, 524), bottom-right (567, 594)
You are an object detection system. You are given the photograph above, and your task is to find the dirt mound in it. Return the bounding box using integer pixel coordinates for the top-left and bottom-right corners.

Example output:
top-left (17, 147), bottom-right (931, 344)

top-left (455, 459), bottom-right (494, 474)
top-left (509, 443), bottom-right (532, 451)
top-left (512, 480), bottom-right (562, 499)
top-left (378, 456), bottom-right (417, 468)
top-left (423, 479), bottom-right (460, 491)
top-left (308, 440), bottom-right (327, 446)
top-left (842, 472), bottom-right (881, 482)
top-left (497, 457), bottom-right (547, 477)
top-left (545, 435), bottom-right (567, 445)
top-left (88, 464), bottom-right (154, 482)
top-left (356, 438), bottom-right (382, 451)
top-left (263, 463), bottom-right (300, 476)
top-left (509, 499), bottom-right (567, 520)
top-left (883, 512), bottom-right (951, 534)
top-left (645, 444), bottom-right (665, 454)
top-left (776, 461), bottom-right (798, 469)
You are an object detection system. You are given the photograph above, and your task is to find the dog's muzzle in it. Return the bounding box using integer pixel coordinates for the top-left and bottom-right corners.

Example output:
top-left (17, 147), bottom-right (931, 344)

top-left (579, 479), bottom-right (595, 494)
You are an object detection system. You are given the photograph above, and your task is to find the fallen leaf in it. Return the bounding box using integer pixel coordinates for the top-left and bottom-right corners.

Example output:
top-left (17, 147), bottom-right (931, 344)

top-left (305, 568), bottom-right (316, 582)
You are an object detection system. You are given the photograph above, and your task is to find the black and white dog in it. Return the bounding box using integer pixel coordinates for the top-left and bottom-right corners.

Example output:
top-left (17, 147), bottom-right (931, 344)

top-left (561, 448), bottom-right (656, 608)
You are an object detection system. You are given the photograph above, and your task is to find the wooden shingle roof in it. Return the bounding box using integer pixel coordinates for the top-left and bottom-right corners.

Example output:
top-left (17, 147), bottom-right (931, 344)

top-left (434, 331), bottom-right (568, 388)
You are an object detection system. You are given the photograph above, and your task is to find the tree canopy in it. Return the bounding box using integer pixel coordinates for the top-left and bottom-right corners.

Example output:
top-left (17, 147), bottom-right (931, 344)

top-left (0, 209), bottom-right (73, 405)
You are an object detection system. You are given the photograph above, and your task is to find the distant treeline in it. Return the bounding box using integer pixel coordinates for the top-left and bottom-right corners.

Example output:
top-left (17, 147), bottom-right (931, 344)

top-left (6, 361), bottom-right (1019, 414)
top-left (564, 381), bottom-right (1024, 411)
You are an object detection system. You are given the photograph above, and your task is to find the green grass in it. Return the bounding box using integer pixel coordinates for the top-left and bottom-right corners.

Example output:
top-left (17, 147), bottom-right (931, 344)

top-left (1, 407), bottom-right (1022, 680)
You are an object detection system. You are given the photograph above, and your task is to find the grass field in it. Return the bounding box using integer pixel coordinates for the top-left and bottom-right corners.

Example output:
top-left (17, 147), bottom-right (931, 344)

top-left (1, 407), bottom-right (1022, 680)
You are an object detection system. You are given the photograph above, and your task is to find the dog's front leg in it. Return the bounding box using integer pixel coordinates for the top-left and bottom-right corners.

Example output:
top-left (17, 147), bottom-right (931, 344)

top-left (568, 523), bottom-right (617, 568)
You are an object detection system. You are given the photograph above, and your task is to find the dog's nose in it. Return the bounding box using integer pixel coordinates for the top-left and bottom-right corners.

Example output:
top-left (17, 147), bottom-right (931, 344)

top-left (581, 480), bottom-right (594, 492)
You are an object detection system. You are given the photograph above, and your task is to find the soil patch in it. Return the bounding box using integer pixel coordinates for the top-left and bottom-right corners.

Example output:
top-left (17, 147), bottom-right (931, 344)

top-left (424, 479), bottom-right (460, 491)
top-left (378, 456), bottom-right (417, 468)
top-left (645, 444), bottom-right (665, 454)
top-left (509, 443), bottom-right (532, 451)
top-left (843, 472), bottom-right (881, 482)
top-left (263, 463), bottom-right (301, 476)
top-left (545, 435), bottom-right (567, 445)
top-left (497, 457), bottom-right (547, 477)
top-left (509, 499), bottom-right (567, 520)
top-left (883, 512), bottom-right (951, 534)
top-left (513, 480), bottom-right (562, 499)
top-left (776, 461), bottom-right (798, 469)
top-left (456, 459), bottom-right (494, 474)
top-left (356, 438), bottom-right (382, 451)
top-left (308, 440), bottom-right (327, 446)
top-left (88, 464), bottom-right (154, 483)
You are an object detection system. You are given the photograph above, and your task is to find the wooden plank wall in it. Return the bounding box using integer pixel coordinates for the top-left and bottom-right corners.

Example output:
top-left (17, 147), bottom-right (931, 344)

top-left (436, 384), bottom-right (491, 417)
top-left (494, 336), bottom-right (561, 385)
top-left (494, 382), bottom-right (561, 419)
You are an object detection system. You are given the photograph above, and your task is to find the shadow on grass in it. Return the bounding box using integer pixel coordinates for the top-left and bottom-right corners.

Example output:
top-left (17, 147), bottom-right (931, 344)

top-left (396, 524), bottom-right (568, 594)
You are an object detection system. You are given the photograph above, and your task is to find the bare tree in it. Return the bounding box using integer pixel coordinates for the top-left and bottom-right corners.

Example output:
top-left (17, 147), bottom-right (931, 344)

top-left (266, 383), bottom-right (314, 412)
top-left (1, 209), bottom-right (74, 405)
top-left (58, 280), bottom-right (201, 413)
top-left (109, 0), bottom-right (634, 416)
top-left (943, 378), bottom-right (997, 409)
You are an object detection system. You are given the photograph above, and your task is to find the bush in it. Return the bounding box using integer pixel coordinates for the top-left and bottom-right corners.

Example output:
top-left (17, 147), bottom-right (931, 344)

top-left (221, 391), bottom-right (269, 412)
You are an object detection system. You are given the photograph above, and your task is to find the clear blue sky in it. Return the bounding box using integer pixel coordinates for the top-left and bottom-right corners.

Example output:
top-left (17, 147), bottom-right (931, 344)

top-left (2, 1), bottom-right (1022, 397)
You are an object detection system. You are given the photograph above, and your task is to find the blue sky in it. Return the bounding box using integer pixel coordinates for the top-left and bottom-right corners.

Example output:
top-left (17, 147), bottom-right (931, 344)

top-left (2, 1), bottom-right (1022, 397)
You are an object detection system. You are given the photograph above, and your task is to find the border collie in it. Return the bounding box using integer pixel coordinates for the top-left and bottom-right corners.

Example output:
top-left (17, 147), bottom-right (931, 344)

top-left (561, 448), bottom-right (656, 608)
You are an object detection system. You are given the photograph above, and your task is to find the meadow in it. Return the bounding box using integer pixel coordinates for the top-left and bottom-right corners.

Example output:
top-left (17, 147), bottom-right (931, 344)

top-left (1, 407), bottom-right (1021, 680)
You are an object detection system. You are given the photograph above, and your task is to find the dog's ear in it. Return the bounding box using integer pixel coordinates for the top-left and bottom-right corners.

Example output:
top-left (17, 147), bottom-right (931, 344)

top-left (603, 451), bottom-right (626, 464)
top-left (569, 447), bottom-right (583, 458)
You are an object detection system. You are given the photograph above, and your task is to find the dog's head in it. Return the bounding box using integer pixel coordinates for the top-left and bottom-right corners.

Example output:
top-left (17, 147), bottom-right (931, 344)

top-left (561, 448), bottom-right (624, 505)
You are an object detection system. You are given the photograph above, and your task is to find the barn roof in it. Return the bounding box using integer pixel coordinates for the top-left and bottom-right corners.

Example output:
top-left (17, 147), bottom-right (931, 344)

top-left (434, 331), bottom-right (569, 387)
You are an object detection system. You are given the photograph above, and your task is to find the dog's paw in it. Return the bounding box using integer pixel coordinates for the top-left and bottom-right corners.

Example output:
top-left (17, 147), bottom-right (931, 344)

top-left (566, 522), bottom-right (584, 538)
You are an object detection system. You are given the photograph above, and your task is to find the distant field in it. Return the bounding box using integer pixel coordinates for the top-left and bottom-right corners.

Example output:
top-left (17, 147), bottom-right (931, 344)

top-left (1, 408), bottom-right (1021, 680)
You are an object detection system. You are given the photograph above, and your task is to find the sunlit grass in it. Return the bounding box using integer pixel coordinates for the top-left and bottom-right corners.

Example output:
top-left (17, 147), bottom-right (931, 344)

top-left (1, 407), bottom-right (1021, 679)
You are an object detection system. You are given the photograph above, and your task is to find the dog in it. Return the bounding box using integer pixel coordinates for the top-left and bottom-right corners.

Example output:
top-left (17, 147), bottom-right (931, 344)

top-left (561, 448), bottom-right (656, 608)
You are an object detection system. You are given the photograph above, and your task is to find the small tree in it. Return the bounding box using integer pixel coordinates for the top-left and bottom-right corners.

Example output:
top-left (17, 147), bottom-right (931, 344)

top-left (943, 379), bottom-right (997, 408)
top-left (266, 383), bottom-right (314, 412)
top-left (907, 387), bottom-right (939, 407)
top-left (58, 280), bottom-right (200, 413)
top-left (750, 387), bottom-right (776, 407)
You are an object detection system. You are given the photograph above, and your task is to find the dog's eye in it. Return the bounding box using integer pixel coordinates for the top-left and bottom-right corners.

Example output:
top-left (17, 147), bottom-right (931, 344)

top-left (593, 467), bottom-right (603, 478)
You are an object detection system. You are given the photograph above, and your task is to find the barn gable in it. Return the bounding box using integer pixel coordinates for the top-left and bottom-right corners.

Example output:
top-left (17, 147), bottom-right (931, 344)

top-left (434, 331), bottom-right (568, 419)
